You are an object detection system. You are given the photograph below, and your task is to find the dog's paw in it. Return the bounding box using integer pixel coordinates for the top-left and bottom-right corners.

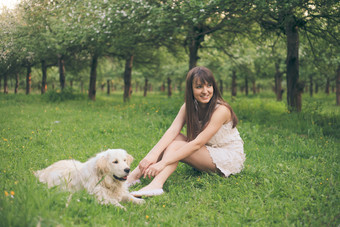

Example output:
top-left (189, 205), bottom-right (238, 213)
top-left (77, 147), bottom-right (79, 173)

top-left (133, 197), bottom-right (146, 205)
top-left (117, 204), bottom-right (127, 211)
top-left (109, 201), bottom-right (127, 211)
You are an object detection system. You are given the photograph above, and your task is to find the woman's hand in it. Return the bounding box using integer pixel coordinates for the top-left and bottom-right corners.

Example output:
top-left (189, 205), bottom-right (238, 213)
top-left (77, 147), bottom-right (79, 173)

top-left (138, 155), bottom-right (157, 174)
top-left (143, 161), bottom-right (166, 179)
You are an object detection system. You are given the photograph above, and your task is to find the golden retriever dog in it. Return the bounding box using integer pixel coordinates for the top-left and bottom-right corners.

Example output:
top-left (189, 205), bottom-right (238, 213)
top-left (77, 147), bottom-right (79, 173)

top-left (34, 149), bottom-right (144, 210)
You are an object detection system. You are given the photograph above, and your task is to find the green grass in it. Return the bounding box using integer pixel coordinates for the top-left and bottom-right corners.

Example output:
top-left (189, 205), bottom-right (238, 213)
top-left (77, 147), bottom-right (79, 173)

top-left (0, 91), bottom-right (339, 226)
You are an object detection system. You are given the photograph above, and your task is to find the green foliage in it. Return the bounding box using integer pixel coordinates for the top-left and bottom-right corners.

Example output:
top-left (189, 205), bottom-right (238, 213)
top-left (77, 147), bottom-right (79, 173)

top-left (1, 0), bottom-right (339, 110)
top-left (0, 93), bottom-right (339, 226)
top-left (43, 87), bottom-right (86, 102)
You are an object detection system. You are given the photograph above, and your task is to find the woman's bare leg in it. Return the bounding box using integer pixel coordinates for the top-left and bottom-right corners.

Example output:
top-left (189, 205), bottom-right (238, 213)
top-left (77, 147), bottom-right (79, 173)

top-left (131, 134), bottom-right (218, 192)
top-left (134, 134), bottom-right (187, 191)
top-left (181, 146), bottom-right (217, 173)
top-left (126, 167), bottom-right (143, 184)
top-left (137, 162), bottom-right (178, 191)
top-left (126, 148), bottom-right (165, 185)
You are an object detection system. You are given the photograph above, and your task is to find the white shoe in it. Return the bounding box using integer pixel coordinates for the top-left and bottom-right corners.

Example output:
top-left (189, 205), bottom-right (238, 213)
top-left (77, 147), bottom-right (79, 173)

top-left (126, 179), bottom-right (141, 188)
top-left (130, 189), bottom-right (164, 198)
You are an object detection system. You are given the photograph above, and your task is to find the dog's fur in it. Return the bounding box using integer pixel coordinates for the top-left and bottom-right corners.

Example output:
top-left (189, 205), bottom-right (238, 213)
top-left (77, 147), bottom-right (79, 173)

top-left (34, 149), bottom-right (144, 210)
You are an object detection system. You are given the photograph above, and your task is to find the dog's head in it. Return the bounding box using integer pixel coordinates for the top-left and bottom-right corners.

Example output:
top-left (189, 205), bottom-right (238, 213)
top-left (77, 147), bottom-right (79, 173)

top-left (95, 149), bottom-right (134, 181)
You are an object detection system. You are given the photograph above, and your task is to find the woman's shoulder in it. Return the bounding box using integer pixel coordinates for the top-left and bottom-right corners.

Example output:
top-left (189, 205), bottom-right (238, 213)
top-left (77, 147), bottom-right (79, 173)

top-left (214, 104), bottom-right (231, 124)
top-left (215, 102), bottom-right (230, 112)
top-left (177, 103), bottom-right (186, 115)
top-left (180, 103), bottom-right (186, 111)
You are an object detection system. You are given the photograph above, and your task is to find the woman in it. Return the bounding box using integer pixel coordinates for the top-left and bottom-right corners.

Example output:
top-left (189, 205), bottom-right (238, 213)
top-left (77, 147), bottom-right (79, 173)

top-left (127, 66), bottom-right (245, 197)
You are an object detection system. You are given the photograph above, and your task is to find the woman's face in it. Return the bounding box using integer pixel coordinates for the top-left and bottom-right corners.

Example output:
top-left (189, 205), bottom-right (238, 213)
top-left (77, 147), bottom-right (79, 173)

top-left (192, 78), bottom-right (214, 107)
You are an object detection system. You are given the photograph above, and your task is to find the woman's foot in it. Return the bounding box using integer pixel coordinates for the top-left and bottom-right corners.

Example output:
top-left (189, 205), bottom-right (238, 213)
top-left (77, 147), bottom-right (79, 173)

top-left (130, 188), bottom-right (164, 198)
top-left (126, 168), bottom-right (142, 187)
top-left (126, 179), bottom-right (141, 188)
top-left (130, 183), bottom-right (165, 197)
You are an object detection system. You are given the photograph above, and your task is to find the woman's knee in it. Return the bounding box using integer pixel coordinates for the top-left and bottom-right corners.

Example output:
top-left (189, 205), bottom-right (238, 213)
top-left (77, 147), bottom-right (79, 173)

top-left (164, 134), bottom-right (187, 154)
top-left (174, 133), bottom-right (187, 142)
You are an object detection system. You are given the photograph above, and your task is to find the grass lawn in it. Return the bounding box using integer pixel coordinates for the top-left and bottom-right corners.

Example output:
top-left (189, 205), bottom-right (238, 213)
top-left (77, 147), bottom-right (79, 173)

top-left (0, 91), bottom-right (339, 226)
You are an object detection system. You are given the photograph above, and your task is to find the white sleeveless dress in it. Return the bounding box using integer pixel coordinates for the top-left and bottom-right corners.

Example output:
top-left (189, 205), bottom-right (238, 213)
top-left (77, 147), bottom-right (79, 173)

top-left (205, 121), bottom-right (245, 177)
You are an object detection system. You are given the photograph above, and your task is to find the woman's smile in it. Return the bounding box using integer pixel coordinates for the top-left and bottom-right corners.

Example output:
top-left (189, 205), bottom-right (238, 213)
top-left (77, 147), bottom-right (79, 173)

top-left (193, 80), bottom-right (213, 106)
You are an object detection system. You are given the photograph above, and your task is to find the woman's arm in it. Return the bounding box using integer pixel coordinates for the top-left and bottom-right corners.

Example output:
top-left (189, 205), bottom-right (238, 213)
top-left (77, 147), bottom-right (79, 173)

top-left (138, 104), bottom-right (186, 173)
top-left (144, 105), bottom-right (231, 177)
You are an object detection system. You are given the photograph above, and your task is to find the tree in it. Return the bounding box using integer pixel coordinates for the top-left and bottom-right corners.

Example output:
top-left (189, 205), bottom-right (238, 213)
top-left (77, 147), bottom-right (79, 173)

top-left (337, 65), bottom-right (340, 106)
top-left (110, 0), bottom-right (178, 101)
top-left (0, 6), bottom-right (32, 94)
top-left (159, 1), bottom-right (254, 71)
top-left (256, 0), bottom-right (340, 111)
top-left (0, 8), bottom-right (17, 94)
top-left (301, 34), bottom-right (340, 104)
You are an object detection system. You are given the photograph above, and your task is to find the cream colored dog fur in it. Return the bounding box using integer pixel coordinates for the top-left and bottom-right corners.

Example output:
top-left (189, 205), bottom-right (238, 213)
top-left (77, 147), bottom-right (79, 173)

top-left (34, 149), bottom-right (144, 210)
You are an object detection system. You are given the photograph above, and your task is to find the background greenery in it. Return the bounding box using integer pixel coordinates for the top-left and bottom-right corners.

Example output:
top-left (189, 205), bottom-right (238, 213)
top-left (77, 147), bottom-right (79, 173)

top-left (0, 91), bottom-right (339, 226)
top-left (1, 0), bottom-right (339, 108)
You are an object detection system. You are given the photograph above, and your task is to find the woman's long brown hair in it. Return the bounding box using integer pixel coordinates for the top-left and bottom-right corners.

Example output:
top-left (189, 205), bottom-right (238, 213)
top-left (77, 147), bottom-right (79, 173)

top-left (185, 66), bottom-right (238, 141)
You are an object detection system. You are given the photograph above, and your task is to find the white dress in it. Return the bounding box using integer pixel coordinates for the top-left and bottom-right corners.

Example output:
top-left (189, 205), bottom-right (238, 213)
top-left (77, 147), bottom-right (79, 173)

top-left (205, 121), bottom-right (245, 177)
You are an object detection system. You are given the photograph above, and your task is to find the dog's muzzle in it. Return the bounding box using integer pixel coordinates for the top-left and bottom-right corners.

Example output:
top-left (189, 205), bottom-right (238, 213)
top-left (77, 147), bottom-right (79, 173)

top-left (113, 168), bottom-right (130, 181)
top-left (113, 175), bottom-right (128, 181)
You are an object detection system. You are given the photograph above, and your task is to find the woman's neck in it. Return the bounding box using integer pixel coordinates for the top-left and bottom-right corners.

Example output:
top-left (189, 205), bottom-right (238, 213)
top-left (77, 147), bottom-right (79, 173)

top-left (198, 102), bottom-right (208, 109)
top-left (198, 105), bottom-right (208, 121)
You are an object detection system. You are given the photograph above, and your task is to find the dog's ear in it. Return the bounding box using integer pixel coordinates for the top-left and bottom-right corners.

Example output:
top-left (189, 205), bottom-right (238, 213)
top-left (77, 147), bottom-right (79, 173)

top-left (96, 156), bottom-right (109, 175)
top-left (126, 154), bottom-right (134, 166)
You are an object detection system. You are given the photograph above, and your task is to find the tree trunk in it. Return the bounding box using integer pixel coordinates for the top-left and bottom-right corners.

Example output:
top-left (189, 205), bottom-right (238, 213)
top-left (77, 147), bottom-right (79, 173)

top-left (167, 77), bottom-right (172, 97)
top-left (325, 76), bottom-right (330, 95)
top-left (336, 65), bottom-right (340, 106)
top-left (251, 81), bottom-right (255, 94)
top-left (88, 55), bottom-right (98, 101)
top-left (231, 70), bottom-right (237, 97)
top-left (41, 60), bottom-right (47, 94)
top-left (144, 78), bottom-right (148, 97)
top-left (58, 56), bottom-right (66, 90)
top-left (219, 79), bottom-right (223, 95)
top-left (188, 26), bottom-right (205, 70)
top-left (123, 55), bottom-right (134, 102)
top-left (26, 65), bottom-right (31, 95)
top-left (309, 75), bottom-right (313, 97)
top-left (107, 79), bottom-right (110, 95)
top-left (285, 16), bottom-right (302, 112)
top-left (15, 73), bottom-right (19, 94)
top-left (3, 73), bottom-right (8, 94)
top-left (189, 39), bottom-right (200, 70)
